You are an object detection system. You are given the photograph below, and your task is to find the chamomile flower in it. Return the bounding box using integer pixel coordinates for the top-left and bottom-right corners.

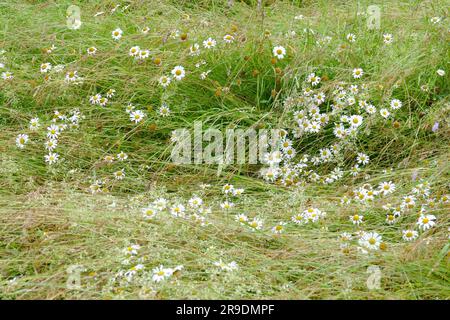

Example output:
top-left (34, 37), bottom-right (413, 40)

top-left (349, 115), bottom-right (363, 127)
top-left (390, 99), bottom-right (402, 110)
top-left (152, 265), bottom-right (171, 282)
top-left (123, 244), bottom-right (140, 256)
top-left (117, 151), bottom-right (128, 161)
top-left (189, 43), bottom-right (200, 56)
top-left (16, 134), bottom-right (28, 149)
top-left (356, 153), bottom-right (369, 165)
top-left (358, 232), bottom-right (382, 250)
top-left (223, 34), bottom-right (234, 43)
top-left (142, 206), bottom-right (158, 219)
top-left (158, 104), bottom-right (171, 117)
top-left (273, 45), bottom-right (286, 59)
top-left (106, 89), bottom-right (116, 98)
top-left (130, 110), bottom-right (145, 123)
top-left (89, 94), bottom-right (102, 105)
top-left (383, 33), bottom-right (393, 44)
top-left (29, 117), bottom-right (40, 130)
top-left (1, 71), bottom-right (13, 80)
top-left (44, 139), bottom-right (58, 151)
top-left (111, 28), bottom-right (123, 40)
top-left (188, 196), bottom-right (203, 208)
top-left (138, 49), bottom-right (150, 60)
top-left (40, 62), bottom-right (52, 73)
top-left (65, 70), bottom-right (79, 82)
top-left (417, 214), bottom-right (436, 231)
top-left (114, 169), bottom-right (125, 180)
top-left (271, 222), bottom-right (287, 234)
top-left (45, 152), bottom-right (59, 165)
top-left (220, 201), bottom-right (234, 210)
top-left (436, 69), bottom-right (445, 76)
top-left (86, 46), bottom-right (97, 55)
top-left (47, 124), bottom-right (60, 139)
top-left (129, 46), bottom-right (140, 57)
top-left (248, 217), bottom-right (263, 231)
top-left (306, 72), bottom-right (321, 86)
top-left (170, 204), bottom-right (186, 217)
top-left (153, 198), bottom-right (168, 210)
top-left (378, 181), bottom-right (396, 195)
top-left (350, 214), bottom-right (363, 225)
top-left (141, 26), bottom-right (150, 34)
top-left (222, 184), bottom-right (234, 194)
top-left (346, 33), bottom-right (356, 43)
top-left (203, 37), bottom-right (217, 49)
top-left (380, 108), bottom-right (390, 118)
top-left (235, 214), bottom-right (248, 225)
top-left (171, 66), bottom-right (185, 80)
top-left (402, 230), bottom-right (418, 241)
top-left (352, 68), bottom-right (364, 79)
top-left (159, 75), bottom-right (171, 88)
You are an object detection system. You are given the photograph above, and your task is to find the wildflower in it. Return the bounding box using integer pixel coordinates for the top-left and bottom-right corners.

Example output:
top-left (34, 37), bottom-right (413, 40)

top-left (65, 70), bottom-right (79, 82)
top-left (272, 222), bottom-right (287, 234)
top-left (117, 151), bottom-right (128, 161)
top-left (203, 37), bottom-right (216, 49)
top-left (45, 152), bottom-right (59, 165)
top-left (402, 230), bottom-right (418, 241)
top-left (378, 181), bottom-right (396, 195)
top-left (47, 124), bottom-right (60, 139)
top-left (1, 71), bottom-right (13, 80)
top-left (170, 204), bottom-right (186, 217)
top-left (390, 99), bottom-right (402, 110)
top-left (437, 69), bottom-right (445, 76)
top-left (142, 206), bottom-right (158, 219)
top-left (248, 217), bottom-right (263, 231)
top-left (222, 184), bottom-right (234, 194)
top-left (152, 265), bottom-right (172, 282)
top-left (356, 153), bottom-right (369, 165)
top-left (417, 214), bottom-right (436, 231)
top-left (123, 244), bottom-right (140, 256)
top-left (352, 68), bottom-right (364, 79)
top-left (159, 104), bottom-right (171, 117)
top-left (29, 117), bottom-right (40, 130)
top-left (273, 46), bottom-right (286, 59)
top-left (188, 196), bottom-right (203, 208)
top-left (220, 201), bottom-right (234, 210)
top-left (359, 232), bottom-right (382, 250)
top-left (106, 89), bottom-right (116, 98)
top-left (171, 66), bottom-right (185, 80)
top-left (383, 33), bottom-right (393, 44)
top-left (16, 134), bottom-right (28, 149)
top-left (235, 214), bottom-right (248, 225)
top-left (40, 62), bottom-right (52, 73)
top-left (44, 139), bottom-right (58, 151)
top-left (129, 46), bottom-right (140, 57)
top-left (189, 43), bottom-right (200, 56)
top-left (87, 46), bottom-right (97, 55)
top-left (380, 108), bottom-right (390, 118)
top-left (153, 198), bottom-right (168, 210)
top-left (346, 33), bottom-right (356, 42)
top-left (349, 115), bottom-right (363, 127)
top-left (159, 75), bottom-right (171, 88)
top-left (112, 28), bottom-right (123, 40)
top-left (114, 169), bottom-right (125, 180)
top-left (350, 214), bottom-right (363, 225)
top-left (138, 49), bottom-right (150, 60)
top-left (306, 72), bottom-right (321, 86)
top-left (223, 34), bottom-right (234, 43)
top-left (130, 110), bottom-right (145, 123)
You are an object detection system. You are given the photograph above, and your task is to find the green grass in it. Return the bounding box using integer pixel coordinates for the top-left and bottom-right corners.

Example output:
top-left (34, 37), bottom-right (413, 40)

top-left (0, 0), bottom-right (449, 299)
